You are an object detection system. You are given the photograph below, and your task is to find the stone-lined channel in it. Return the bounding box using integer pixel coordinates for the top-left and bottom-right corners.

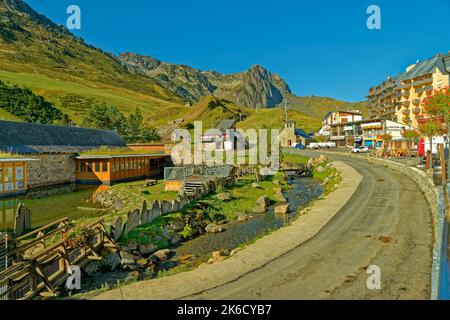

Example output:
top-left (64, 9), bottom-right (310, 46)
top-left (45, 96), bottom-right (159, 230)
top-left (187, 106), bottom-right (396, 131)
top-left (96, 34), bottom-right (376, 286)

top-left (81, 173), bottom-right (324, 293)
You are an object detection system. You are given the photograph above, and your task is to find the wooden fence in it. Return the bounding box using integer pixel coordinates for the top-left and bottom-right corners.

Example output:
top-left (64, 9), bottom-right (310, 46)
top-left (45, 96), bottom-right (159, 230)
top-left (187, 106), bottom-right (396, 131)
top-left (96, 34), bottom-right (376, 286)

top-left (0, 218), bottom-right (114, 300)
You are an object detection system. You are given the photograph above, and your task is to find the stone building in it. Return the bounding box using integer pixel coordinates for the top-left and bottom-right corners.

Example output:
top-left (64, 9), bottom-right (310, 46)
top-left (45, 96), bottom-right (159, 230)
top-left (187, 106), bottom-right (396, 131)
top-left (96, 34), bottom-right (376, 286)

top-left (280, 121), bottom-right (313, 147)
top-left (0, 120), bottom-right (126, 191)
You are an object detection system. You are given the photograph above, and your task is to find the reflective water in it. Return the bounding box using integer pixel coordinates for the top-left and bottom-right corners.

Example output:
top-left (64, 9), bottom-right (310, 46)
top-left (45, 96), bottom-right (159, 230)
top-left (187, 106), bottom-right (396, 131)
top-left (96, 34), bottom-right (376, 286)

top-left (0, 184), bottom-right (107, 231)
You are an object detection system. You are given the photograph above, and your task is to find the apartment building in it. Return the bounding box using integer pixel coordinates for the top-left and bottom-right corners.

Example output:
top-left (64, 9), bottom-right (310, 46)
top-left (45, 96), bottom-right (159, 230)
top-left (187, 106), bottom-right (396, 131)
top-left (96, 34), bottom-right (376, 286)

top-left (367, 53), bottom-right (450, 128)
top-left (319, 110), bottom-right (363, 136)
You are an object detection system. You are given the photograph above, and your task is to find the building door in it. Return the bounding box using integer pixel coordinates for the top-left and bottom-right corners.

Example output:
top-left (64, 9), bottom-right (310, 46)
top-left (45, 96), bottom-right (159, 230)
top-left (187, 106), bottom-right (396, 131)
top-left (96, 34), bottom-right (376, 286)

top-left (288, 139), bottom-right (292, 147)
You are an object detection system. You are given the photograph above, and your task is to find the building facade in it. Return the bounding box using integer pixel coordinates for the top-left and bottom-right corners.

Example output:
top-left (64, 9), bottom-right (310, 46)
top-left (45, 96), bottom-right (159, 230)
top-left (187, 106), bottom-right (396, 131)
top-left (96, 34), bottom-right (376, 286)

top-left (319, 110), bottom-right (363, 136)
top-left (367, 53), bottom-right (450, 128)
top-left (280, 121), bottom-right (313, 147)
top-left (330, 119), bottom-right (411, 148)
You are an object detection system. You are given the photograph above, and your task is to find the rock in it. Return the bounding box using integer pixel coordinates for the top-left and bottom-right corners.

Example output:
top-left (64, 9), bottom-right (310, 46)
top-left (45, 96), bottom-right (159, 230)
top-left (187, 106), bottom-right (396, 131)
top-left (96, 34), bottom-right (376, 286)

top-left (83, 261), bottom-right (99, 276)
top-left (251, 182), bottom-right (262, 189)
top-left (216, 219), bottom-right (228, 225)
top-left (136, 258), bottom-right (148, 267)
top-left (273, 179), bottom-right (280, 186)
top-left (256, 195), bottom-right (270, 208)
top-left (307, 158), bottom-right (314, 170)
top-left (316, 165), bottom-right (327, 173)
top-left (252, 205), bottom-right (267, 214)
top-left (217, 192), bottom-right (232, 201)
top-left (274, 192), bottom-right (287, 202)
top-left (99, 252), bottom-right (121, 272)
top-left (120, 251), bottom-right (139, 265)
top-left (152, 249), bottom-right (174, 262)
top-left (169, 220), bottom-right (186, 232)
top-left (237, 214), bottom-right (249, 223)
top-left (322, 177), bottom-right (330, 186)
top-left (179, 254), bottom-right (193, 262)
top-left (169, 233), bottom-right (183, 245)
top-left (230, 248), bottom-right (241, 256)
top-left (138, 243), bottom-right (158, 256)
top-left (274, 204), bottom-right (290, 215)
top-left (205, 224), bottom-right (225, 233)
top-left (273, 187), bottom-right (282, 193)
top-left (208, 250), bottom-right (230, 263)
top-left (120, 242), bottom-right (137, 252)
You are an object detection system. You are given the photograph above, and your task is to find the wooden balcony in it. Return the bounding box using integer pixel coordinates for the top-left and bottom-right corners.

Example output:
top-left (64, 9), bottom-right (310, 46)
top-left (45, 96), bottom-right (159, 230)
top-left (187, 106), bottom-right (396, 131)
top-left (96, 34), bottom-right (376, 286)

top-left (412, 99), bottom-right (421, 105)
top-left (412, 107), bottom-right (421, 114)
top-left (402, 109), bottom-right (411, 116)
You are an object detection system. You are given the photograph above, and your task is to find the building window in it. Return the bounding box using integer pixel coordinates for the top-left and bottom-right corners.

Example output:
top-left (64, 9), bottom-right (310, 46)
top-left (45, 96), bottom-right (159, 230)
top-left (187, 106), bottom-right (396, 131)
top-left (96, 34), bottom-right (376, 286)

top-left (95, 162), bottom-right (100, 172)
top-left (103, 162), bottom-right (108, 172)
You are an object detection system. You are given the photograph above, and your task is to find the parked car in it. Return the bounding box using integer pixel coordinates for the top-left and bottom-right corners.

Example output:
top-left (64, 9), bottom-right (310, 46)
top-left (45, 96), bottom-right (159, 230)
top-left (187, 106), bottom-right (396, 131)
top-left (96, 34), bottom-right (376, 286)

top-left (294, 143), bottom-right (306, 150)
top-left (307, 143), bottom-right (320, 149)
top-left (351, 146), bottom-right (369, 153)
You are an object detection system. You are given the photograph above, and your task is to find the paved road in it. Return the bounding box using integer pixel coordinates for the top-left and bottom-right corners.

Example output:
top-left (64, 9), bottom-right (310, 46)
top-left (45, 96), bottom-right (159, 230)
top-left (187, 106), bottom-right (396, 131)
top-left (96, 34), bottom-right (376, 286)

top-left (188, 152), bottom-right (433, 300)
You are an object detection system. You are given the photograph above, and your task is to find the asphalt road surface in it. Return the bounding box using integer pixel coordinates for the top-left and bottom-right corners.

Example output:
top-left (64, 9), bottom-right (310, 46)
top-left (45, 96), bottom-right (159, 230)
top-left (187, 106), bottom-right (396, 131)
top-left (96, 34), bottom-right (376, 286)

top-left (188, 152), bottom-right (433, 300)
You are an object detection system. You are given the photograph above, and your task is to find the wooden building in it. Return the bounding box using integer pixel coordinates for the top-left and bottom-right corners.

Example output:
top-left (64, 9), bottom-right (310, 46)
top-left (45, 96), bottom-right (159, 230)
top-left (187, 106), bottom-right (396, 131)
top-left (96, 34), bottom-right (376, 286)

top-left (0, 158), bottom-right (35, 198)
top-left (75, 154), bottom-right (170, 185)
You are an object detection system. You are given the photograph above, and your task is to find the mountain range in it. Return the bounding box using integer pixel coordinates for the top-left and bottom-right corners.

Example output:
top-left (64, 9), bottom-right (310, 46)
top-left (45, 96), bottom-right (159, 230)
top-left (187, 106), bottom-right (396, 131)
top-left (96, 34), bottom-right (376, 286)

top-left (0, 0), bottom-right (366, 134)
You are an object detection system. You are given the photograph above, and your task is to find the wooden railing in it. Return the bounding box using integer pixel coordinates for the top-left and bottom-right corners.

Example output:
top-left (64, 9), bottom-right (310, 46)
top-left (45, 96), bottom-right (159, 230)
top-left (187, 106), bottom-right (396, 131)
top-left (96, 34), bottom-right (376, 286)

top-left (0, 218), bottom-right (114, 300)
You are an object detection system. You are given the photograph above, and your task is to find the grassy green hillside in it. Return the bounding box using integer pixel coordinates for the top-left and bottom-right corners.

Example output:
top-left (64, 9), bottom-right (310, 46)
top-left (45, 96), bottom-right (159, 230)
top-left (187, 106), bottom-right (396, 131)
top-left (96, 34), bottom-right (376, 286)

top-left (0, 70), bottom-right (188, 126)
top-left (176, 96), bottom-right (321, 133)
top-left (0, 107), bottom-right (21, 121)
top-left (285, 93), bottom-right (367, 120)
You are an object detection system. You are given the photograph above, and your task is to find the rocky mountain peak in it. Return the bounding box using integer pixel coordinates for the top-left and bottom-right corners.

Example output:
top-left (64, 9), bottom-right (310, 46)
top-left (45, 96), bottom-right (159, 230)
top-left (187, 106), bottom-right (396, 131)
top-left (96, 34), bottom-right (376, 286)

top-left (119, 52), bottom-right (292, 109)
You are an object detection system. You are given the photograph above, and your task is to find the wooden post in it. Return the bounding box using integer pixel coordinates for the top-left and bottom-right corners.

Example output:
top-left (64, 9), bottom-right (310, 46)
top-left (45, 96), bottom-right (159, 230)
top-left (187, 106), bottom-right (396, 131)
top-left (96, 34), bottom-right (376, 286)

top-left (426, 150), bottom-right (431, 170)
top-left (440, 144), bottom-right (447, 182)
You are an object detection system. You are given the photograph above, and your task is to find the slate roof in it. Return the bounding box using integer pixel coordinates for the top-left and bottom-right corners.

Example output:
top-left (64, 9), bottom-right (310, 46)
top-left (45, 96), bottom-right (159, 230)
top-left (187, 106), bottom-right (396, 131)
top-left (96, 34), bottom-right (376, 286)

top-left (370, 53), bottom-right (450, 91)
top-left (217, 119), bottom-right (237, 130)
top-left (0, 120), bottom-right (126, 154)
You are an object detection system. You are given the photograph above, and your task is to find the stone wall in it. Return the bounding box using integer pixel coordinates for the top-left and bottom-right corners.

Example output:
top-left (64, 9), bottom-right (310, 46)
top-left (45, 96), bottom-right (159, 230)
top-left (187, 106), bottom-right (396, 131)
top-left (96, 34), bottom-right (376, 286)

top-left (27, 154), bottom-right (76, 189)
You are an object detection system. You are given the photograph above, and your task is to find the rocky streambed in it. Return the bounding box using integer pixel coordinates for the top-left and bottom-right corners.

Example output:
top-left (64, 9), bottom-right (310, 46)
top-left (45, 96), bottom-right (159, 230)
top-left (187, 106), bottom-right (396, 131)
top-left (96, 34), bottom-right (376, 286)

top-left (76, 160), bottom-right (334, 296)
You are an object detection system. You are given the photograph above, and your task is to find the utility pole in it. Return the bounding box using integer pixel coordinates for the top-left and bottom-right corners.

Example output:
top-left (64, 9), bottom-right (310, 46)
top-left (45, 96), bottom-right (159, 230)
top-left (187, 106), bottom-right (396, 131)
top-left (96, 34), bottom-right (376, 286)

top-left (284, 102), bottom-right (288, 122)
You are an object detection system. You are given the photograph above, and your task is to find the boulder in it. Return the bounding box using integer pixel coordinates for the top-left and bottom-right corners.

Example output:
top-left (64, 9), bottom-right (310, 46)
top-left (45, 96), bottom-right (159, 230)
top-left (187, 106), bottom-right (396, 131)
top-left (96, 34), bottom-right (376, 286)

top-left (99, 252), bottom-right (121, 272)
top-left (138, 243), bottom-right (158, 256)
top-left (83, 261), bottom-right (99, 276)
top-left (208, 250), bottom-right (230, 263)
top-left (120, 241), bottom-right (138, 252)
top-left (256, 195), bottom-right (270, 208)
top-left (169, 233), bottom-right (183, 245)
top-left (252, 205), bottom-right (267, 214)
top-left (119, 251), bottom-right (139, 265)
top-left (169, 220), bottom-right (186, 232)
top-left (274, 204), bottom-right (290, 215)
top-left (237, 214), bottom-right (249, 223)
top-left (216, 192), bottom-right (232, 201)
top-left (273, 179), bottom-right (280, 186)
top-left (316, 165), bottom-right (327, 173)
top-left (274, 192), bottom-right (287, 202)
top-left (251, 182), bottom-right (262, 189)
top-left (152, 249), bottom-right (174, 262)
top-left (205, 224), bottom-right (225, 233)
top-left (307, 158), bottom-right (314, 170)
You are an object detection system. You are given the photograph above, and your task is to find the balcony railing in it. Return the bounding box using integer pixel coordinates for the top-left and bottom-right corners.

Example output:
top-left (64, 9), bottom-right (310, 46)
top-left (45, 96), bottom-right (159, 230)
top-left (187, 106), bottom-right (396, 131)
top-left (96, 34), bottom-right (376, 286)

top-left (402, 109), bottom-right (410, 116)
top-left (412, 107), bottom-right (421, 114)
top-left (415, 85), bottom-right (434, 94)
top-left (412, 76), bottom-right (433, 87)
top-left (402, 117), bottom-right (411, 123)
top-left (402, 101), bottom-right (410, 106)
top-left (412, 99), bottom-right (421, 105)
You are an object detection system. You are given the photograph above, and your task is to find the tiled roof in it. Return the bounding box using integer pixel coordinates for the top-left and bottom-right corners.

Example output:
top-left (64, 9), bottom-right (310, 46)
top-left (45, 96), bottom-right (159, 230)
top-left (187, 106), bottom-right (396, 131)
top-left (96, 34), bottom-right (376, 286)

top-left (0, 120), bottom-right (126, 154)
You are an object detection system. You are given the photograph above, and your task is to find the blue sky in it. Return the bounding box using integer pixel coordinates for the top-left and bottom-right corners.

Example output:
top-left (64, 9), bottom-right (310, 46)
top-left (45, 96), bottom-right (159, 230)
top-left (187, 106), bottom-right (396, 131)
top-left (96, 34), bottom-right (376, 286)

top-left (26, 0), bottom-right (450, 102)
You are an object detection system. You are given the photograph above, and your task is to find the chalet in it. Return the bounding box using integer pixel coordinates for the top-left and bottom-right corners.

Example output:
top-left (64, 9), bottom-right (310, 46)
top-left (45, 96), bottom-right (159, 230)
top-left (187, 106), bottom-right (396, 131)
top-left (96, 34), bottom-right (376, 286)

top-left (202, 119), bottom-right (245, 151)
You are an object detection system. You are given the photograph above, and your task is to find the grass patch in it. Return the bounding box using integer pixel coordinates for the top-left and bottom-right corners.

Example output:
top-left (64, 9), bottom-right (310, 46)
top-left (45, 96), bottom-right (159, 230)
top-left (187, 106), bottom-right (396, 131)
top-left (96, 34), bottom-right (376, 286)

top-left (80, 146), bottom-right (166, 156)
